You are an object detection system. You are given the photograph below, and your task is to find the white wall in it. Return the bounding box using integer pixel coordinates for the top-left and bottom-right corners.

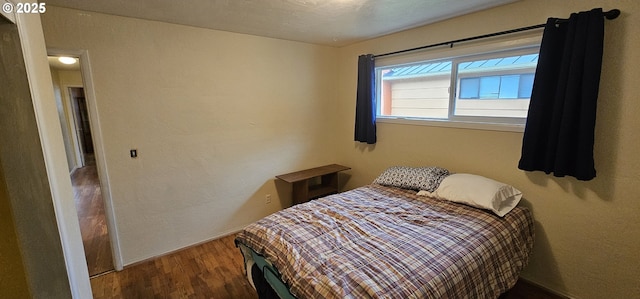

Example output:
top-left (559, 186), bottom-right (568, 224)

top-left (336, 1), bottom-right (640, 298)
top-left (41, 6), bottom-right (340, 265)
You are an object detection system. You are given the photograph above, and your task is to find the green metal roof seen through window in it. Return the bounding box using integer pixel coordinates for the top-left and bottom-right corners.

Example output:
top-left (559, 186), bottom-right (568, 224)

top-left (383, 54), bottom-right (538, 79)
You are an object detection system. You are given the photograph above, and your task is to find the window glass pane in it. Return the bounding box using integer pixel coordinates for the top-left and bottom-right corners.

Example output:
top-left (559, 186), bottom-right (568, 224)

top-left (515, 54), bottom-right (539, 64)
top-left (377, 62), bottom-right (451, 119)
top-left (376, 44), bottom-right (539, 126)
top-left (458, 61), bottom-right (472, 69)
top-left (482, 58), bottom-right (503, 67)
top-left (479, 76), bottom-right (500, 98)
top-left (499, 75), bottom-right (520, 99)
top-left (459, 78), bottom-right (479, 99)
top-left (453, 53), bottom-right (537, 118)
top-left (518, 73), bottom-right (535, 98)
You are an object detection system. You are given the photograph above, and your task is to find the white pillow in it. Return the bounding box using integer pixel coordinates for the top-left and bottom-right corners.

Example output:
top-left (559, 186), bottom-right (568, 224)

top-left (418, 173), bottom-right (522, 217)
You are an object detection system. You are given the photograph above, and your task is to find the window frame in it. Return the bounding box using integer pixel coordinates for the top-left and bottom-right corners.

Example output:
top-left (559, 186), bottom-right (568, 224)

top-left (374, 34), bottom-right (542, 132)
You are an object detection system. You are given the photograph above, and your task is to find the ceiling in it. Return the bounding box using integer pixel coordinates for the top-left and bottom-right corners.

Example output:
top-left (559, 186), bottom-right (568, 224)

top-left (48, 56), bottom-right (80, 71)
top-left (45, 0), bottom-right (518, 47)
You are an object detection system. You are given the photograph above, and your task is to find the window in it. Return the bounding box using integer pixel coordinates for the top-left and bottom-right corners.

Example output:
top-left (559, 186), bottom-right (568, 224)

top-left (458, 73), bottom-right (535, 99)
top-left (376, 43), bottom-right (540, 130)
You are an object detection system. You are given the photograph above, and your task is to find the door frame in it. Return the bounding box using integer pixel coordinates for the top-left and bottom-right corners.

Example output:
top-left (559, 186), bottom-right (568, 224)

top-left (10, 11), bottom-right (92, 297)
top-left (48, 48), bottom-right (123, 272)
top-left (63, 85), bottom-right (86, 169)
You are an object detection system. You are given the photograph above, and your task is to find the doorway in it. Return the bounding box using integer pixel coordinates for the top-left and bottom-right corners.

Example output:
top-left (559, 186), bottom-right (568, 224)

top-left (69, 88), bottom-right (94, 167)
top-left (48, 55), bottom-right (114, 277)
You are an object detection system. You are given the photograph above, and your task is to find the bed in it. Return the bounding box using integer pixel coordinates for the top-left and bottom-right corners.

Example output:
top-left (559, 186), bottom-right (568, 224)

top-left (235, 166), bottom-right (535, 299)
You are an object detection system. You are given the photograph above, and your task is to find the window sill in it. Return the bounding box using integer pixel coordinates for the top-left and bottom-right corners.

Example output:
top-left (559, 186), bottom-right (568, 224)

top-left (376, 117), bottom-right (525, 133)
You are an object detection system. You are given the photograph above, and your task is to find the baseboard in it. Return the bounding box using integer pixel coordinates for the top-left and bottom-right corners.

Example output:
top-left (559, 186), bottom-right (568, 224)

top-left (121, 227), bottom-right (246, 270)
top-left (519, 277), bottom-right (575, 299)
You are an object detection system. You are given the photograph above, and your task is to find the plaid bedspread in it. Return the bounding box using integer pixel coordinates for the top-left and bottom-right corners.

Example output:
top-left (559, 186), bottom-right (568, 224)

top-left (236, 184), bottom-right (534, 299)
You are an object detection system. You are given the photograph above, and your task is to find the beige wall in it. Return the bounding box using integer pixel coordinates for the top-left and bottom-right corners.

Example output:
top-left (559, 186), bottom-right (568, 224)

top-left (40, 1), bottom-right (639, 298)
top-left (41, 6), bottom-right (340, 265)
top-left (336, 0), bottom-right (639, 298)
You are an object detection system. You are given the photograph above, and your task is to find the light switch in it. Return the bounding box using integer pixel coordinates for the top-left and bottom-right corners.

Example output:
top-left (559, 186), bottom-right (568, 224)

top-left (130, 149), bottom-right (137, 158)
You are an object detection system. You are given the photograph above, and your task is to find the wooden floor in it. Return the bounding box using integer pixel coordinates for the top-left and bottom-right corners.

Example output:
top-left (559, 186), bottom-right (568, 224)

top-left (90, 234), bottom-right (256, 299)
top-left (90, 233), bottom-right (564, 299)
top-left (71, 165), bottom-right (114, 277)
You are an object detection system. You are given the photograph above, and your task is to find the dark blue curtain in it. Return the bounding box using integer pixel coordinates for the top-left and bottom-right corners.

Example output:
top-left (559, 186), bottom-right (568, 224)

top-left (354, 54), bottom-right (376, 144)
top-left (518, 8), bottom-right (605, 181)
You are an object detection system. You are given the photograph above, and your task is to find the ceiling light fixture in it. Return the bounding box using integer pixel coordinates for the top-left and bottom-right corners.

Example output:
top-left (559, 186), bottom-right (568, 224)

top-left (58, 56), bottom-right (77, 65)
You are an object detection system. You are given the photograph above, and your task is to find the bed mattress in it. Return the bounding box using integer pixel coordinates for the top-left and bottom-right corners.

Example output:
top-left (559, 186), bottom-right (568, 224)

top-left (236, 184), bottom-right (534, 298)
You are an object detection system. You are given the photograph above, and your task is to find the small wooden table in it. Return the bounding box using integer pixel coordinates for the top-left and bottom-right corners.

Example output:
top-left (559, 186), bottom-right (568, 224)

top-left (276, 164), bottom-right (351, 205)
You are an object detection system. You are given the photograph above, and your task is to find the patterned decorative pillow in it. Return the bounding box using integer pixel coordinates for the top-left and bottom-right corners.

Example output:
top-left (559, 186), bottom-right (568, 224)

top-left (373, 166), bottom-right (450, 192)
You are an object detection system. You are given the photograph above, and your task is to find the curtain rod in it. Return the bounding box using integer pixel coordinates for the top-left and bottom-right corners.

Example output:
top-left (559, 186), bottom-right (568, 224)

top-left (374, 8), bottom-right (620, 59)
